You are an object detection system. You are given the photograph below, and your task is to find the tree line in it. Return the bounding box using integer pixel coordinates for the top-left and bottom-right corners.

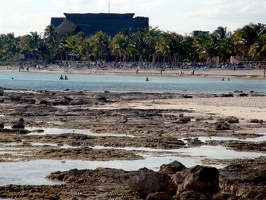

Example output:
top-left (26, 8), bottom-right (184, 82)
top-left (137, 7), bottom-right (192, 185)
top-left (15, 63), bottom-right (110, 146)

top-left (0, 23), bottom-right (265, 67)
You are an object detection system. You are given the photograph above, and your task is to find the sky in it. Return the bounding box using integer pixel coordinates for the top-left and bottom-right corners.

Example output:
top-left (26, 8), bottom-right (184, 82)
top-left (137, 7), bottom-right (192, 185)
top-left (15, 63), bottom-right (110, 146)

top-left (1, 0), bottom-right (266, 37)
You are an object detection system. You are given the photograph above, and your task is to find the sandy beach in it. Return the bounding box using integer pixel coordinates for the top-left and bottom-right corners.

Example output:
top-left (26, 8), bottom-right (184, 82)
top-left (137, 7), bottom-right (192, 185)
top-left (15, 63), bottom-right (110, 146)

top-left (1, 65), bottom-right (266, 78)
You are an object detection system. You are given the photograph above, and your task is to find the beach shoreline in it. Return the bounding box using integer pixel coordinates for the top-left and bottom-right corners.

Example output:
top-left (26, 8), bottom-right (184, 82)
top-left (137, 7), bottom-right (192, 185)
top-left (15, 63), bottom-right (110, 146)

top-left (1, 65), bottom-right (266, 78)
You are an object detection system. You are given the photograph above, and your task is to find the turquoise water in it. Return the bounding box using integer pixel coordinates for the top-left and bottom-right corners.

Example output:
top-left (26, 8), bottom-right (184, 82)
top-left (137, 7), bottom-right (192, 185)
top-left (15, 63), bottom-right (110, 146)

top-left (0, 71), bottom-right (266, 93)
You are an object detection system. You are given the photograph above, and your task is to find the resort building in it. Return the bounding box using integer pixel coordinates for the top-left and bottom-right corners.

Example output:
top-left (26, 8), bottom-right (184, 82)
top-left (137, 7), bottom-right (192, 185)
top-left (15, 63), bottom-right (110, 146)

top-left (51, 13), bottom-right (149, 39)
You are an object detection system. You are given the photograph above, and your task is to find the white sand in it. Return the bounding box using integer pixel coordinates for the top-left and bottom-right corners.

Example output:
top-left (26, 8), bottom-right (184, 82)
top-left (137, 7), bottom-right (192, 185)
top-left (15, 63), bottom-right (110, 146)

top-left (96, 95), bottom-right (266, 122)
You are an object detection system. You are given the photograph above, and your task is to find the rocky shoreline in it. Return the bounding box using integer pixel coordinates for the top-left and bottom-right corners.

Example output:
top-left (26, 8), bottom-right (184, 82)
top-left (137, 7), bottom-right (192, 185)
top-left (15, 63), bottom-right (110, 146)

top-left (0, 89), bottom-right (266, 199)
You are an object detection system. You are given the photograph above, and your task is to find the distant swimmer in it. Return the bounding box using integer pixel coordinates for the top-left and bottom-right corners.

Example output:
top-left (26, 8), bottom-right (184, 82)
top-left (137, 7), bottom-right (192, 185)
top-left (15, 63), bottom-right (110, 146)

top-left (146, 77), bottom-right (149, 81)
top-left (221, 77), bottom-right (224, 81)
top-left (60, 75), bottom-right (64, 80)
top-left (64, 75), bottom-right (68, 80)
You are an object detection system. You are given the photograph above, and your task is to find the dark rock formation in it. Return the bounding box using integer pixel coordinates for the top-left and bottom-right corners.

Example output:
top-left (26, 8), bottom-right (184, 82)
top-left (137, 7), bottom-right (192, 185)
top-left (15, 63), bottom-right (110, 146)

top-left (159, 160), bottom-right (187, 176)
top-left (127, 168), bottom-right (176, 196)
top-left (180, 165), bottom-right (220, 195)
top-left (215, 120), bottom-right (230, 130)
top-left (226, 116), bottom-right (239, 123)
top-left (0, 86), bottom-right (3, 96)
top-left (12, 118), bottom-right (25, 129)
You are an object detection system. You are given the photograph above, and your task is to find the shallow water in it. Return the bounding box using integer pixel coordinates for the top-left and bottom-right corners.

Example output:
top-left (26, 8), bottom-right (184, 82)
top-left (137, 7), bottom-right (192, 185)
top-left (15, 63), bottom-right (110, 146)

top-left (0, 156), bottom-right (204, 186)
top-left (1, 71), bottom-right (266, 93)
top-left (1, 127), bottom-right (266, 186)
top-left (199, 133), bottom-right (266, 143)
top-left (26, 127), bottom-right (136, 137)
top-left (0, 140), bottom-right (265, 186)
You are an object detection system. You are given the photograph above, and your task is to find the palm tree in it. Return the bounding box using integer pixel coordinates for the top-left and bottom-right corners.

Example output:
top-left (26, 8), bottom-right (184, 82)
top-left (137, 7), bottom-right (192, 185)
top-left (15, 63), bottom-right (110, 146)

top-left (0, 33), bottom-right (20, 61)
top-left (249, 34), bottom-right (266, 60)
top-left (44, 24), bottom-right (57, 60)
top-left (193, 32), bottom-right (220, 63)
top-left (28, 32), bottom-right (41, 60)
top-left (155, 32), bottom-right (170, 63)
top-left (144, 27), bottom-right (162, 67)
top-left (233, 23), bottom-right (264, 59)
top-left (18, 35), bottom-right (31, 59)
top-left (109, 27), bottom-right (135, 65)
top-left (90, 31), bottom-right (110, 62)
top-left (130, 28), bottom-right (150, 66)
top-left (166, 32), bottom-right (185, 65)
top-left (58, 30), bottom-right (75, 65)
top-left (219, 36), bottom-right (235, 62)
top-left (182, 35), bottom-right (197, 62)
top-left (213, 26), bottom-right (228, 40)
top-left (81, 37), bottom-right (93, 64)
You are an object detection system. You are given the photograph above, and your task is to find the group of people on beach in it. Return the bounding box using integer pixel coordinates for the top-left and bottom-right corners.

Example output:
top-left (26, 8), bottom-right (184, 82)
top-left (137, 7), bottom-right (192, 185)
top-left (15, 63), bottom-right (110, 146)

top-left (60, 75), bottom-right (68, 80)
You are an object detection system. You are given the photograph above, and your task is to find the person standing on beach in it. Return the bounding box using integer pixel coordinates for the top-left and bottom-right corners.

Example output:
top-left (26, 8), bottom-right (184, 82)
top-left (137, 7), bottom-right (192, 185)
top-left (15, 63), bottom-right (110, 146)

top-left (19, 62), bottom-right (23, 72)
top-left (136, 67), bottom-right (140, 74)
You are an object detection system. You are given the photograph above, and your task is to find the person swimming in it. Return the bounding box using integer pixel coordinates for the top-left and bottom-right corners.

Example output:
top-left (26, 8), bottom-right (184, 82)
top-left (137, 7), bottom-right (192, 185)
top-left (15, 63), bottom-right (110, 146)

top-left (60, 75), bottom-right (64, 80)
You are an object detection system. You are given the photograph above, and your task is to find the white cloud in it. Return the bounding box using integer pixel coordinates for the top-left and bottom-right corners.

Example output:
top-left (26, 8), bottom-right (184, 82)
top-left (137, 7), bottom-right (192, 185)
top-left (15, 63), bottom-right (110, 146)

top-left (238, 2), bottom-right (266, 14)
top-left (1, 0), bottom-right (266, 36)
top-left (140, 1), bottom-right (162, 12)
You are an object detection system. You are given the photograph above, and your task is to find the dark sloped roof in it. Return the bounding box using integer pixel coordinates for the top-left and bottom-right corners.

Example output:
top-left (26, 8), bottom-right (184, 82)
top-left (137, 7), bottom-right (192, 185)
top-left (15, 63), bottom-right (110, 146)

top-left (50, 17), bottom-right (65, 27)
top-left (55, 19), bottom-right (77, 39)
top-left (51, 13), bottom-right (149, 38)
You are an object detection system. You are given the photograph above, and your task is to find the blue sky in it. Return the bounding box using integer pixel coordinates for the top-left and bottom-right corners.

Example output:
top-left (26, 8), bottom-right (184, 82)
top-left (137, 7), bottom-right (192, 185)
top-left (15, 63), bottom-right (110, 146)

top-left (1, 0), bottom-right (266, 36)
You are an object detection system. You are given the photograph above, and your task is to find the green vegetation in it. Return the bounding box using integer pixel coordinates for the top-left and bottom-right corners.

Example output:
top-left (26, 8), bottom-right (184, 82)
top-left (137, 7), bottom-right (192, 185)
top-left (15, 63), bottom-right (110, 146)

top-left (0, 23), bottom-right (265, 66)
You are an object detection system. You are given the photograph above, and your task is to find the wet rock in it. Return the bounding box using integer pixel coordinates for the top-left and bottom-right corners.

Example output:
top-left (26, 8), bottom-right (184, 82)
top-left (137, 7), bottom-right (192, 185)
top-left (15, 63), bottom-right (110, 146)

top-left (219, 157), bottom-right (266, 198)
top-left (250, 119), bottom-right (263, 123)
top-left (182, 94), bottom-right (193, 98)
top-left (238, 93), bottom-right (248, 97)
top-left (226, 116), bottom-right (239, 123)
top-left (127, 168), bottom-right (176, 196)
top-left (172, 169), bottom-right (189, 186)
top-left (177, 190), bottom-right (208, 200)
top-left (0, 121), bottom-right (4, 129)
top-left (146, 192), bottom-right (173, 200)
top-left (186, 137), bottom-right (204, 146)
top-left (212, 193), bottom-right (235, 200)
top-left (159, 160), bottom-right (187, 176)
top-left (12, 118), bottom-right (25, 129)
top-left (97, 96), bottom-right (107, 102)
top-left (219, 93), bottom-right (233, 97)
top-left (180, 165), bottom-right (220, 195)
top-left (39, 100), bottom-right (52, 105)
top-left (63, 96), bottom-right (73, 102)
top-left (215, 120), bottom-right (230, 130)
top-left (0, 86), bottom-right (3, 96)
top-left (178, 116), bottom-right (191, 124)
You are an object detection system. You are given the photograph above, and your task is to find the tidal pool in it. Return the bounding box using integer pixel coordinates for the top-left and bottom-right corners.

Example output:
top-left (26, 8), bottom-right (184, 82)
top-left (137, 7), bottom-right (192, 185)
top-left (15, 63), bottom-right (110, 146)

top-left (1, 127), bottom-right (265, 186)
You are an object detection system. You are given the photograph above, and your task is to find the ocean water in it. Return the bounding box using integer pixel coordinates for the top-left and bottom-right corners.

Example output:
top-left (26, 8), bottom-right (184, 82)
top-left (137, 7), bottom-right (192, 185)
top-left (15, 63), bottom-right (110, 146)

top-left (0, 71), bottom-right (266, 93)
